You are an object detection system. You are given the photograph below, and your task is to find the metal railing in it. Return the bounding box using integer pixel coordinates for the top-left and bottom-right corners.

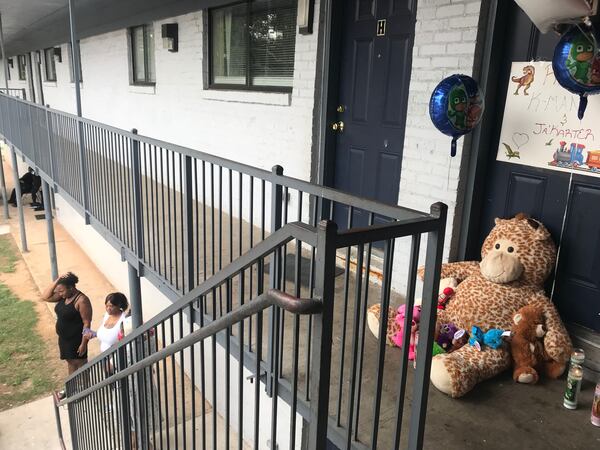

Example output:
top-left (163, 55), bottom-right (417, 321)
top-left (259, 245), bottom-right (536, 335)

top-left (0, 93), bottom-right (447, 449)
top-left (0, 87), bottom-right (26, 99)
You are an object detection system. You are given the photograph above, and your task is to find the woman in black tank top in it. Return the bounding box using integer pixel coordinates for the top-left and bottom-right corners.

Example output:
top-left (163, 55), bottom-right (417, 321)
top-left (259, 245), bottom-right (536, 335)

top-left (42, 273), bottom-right (93, 376)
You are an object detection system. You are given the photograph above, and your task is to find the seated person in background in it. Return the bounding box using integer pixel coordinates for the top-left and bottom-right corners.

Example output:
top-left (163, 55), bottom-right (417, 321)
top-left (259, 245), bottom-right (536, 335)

top-left (8, 167), bottom-right (41, 207)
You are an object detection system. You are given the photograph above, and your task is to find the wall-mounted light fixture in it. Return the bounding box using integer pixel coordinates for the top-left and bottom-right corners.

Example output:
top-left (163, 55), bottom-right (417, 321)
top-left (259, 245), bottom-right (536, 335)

top-left (53, 47), bottom-right (62, 62)
top-left (8, 58), bottom-right (13, 68)
top-left (298, 0), bottom-right (315, 35)
top-left (161, 23), bottom-right (178, 52)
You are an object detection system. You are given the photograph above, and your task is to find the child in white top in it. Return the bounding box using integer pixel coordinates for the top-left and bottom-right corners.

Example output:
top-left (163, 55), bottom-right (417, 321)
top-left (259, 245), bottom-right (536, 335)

top-left (95, 292), bottom-right (129, 353)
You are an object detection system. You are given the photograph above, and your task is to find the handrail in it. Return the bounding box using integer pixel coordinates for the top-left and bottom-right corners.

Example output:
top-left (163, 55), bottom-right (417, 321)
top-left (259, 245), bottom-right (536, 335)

top-left (0, 93), bottom-right (428, 222)
top-left (65, 220), bottom-right (318, 382)
top-left (335, 208), bottom-right (444, 248)
top-left (58, 288), bottom-right (321, 406)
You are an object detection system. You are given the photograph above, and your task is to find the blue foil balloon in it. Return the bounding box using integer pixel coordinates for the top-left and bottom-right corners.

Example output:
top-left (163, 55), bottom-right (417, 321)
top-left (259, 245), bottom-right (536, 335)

top-left (429, 74), bottom-right (484, 157)
top-left (552, 25), bottom-right (600, 120)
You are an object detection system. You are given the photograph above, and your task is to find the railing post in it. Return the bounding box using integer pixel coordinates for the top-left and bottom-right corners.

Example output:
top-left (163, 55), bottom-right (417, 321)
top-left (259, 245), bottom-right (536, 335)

top-left (408, 202), bottom-right (447, 450)
top-left (68, 0), bottom-right (89, 224)
top-left (307, 219), bottom-right (338, 449)
top-left (128, 263), bottom-right (143, 328)
top-left (266, 164), bottom-right (283, 396)
top-left (129, 129), bottom-right (144, 329)
top-left (9, 146), bottom-right (28, 252)
top-left (117, 346), bottom-right (133, 450)
top-left (0, 142), bottom-right (10, 220)
top-left (44, 105), bottom-right (56, 182)
top-left (42, 180), bottom-right (59, 280)
top-left (184, 155), bottom-right (194, 293)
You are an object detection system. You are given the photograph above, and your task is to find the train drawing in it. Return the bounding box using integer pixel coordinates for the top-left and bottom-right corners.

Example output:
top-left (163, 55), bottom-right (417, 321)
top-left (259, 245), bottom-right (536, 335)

top-left (550, 141), bottom-right (585, 167)
top-left (586, 150), bottom-right (600, 171)
top-left (548, 140), bottom-right (600, 173)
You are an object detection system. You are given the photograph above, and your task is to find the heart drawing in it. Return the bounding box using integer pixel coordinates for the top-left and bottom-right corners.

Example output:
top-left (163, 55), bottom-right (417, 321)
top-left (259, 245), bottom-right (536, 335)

top-left (512, 132), bottom-right (529, 149)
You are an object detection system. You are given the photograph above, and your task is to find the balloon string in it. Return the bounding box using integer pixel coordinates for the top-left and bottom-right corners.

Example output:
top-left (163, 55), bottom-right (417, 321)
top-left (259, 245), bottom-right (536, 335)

top-left (578, 94), bottom-right (588, 120)
top-left (451, 137), bottom-right (458, 157)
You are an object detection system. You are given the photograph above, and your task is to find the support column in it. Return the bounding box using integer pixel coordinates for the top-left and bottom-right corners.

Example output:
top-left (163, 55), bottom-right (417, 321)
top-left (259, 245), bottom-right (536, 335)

top-left (10, 147), bottom-right (27, 252)
top-left (0, 14), bottom-right (11, 220)
top-left (42, 180), bottom-right (58, 280)
top-left (67, 0), bottom-right (90, 224)
top-left (128, 262), bottom-right (142, 328)
top-left (0, 144), bottom-right (9, 220)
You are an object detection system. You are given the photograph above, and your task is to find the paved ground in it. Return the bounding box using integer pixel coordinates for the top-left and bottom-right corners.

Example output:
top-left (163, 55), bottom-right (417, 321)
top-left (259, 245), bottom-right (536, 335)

top-left (0, 395), bottom-right (71, 449)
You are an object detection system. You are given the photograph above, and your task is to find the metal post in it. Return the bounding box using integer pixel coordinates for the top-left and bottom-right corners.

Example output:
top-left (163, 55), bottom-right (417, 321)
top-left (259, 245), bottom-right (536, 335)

top-left (0, 14), bottom-right (11, 220)
top-left (42, 180), bottom-right (58, 280)
top-left (67, 0), bottom-right (90, 224)
top-left (128, 263), bottom-right (143, 329)
top-left (0, 13), bottom-right (9, 92)
top-left (266, 164), bottom-right (283, 396)
top-left (307, 220), bottom-right (337, 449)
top-left (130, 129), bottom-right (144, 270)
top-left (45, 105), bottom-right (55, 181)
top-left (0, 144), bottom-right (9, 220)
top-left (183, 155), bottom-right (194, 293)
top-left (25, 53), bottom-right (35, 103)
top-left (10, 147), bottom-right (28, 252)
top-left (117, 346), bottom-right (133, 450)
top-left (408, 202), bottom-right (447, 450)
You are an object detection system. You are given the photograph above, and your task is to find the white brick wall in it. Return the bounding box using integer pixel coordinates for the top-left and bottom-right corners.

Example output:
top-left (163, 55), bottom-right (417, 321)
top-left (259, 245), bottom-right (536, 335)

top-left (394, 0), bottom-right (481, 292)
top-left (12, 6), bottom-right (320, 183)
top-left (1, 0), bottom-right (484, 294)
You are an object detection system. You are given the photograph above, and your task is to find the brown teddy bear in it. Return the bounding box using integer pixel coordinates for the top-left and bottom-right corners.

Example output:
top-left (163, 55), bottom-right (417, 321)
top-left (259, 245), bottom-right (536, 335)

top-left (510, 304), bottom-right (566, 383)
top-left (368, 213), bottom-right (573, 397)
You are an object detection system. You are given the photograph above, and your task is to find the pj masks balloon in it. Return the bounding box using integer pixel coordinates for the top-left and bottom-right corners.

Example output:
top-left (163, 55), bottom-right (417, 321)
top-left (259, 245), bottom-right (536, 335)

top-left (429, 74), bottom-right (484, 157)
top-left (552, 25), bottom-right (600, 120)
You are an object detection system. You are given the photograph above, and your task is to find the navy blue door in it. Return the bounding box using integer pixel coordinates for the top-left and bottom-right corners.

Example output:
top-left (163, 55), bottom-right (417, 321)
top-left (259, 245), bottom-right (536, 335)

top-left (332, 0), bottom-right (416, 227)
top-left (477, 2), bottom-right (600, 332)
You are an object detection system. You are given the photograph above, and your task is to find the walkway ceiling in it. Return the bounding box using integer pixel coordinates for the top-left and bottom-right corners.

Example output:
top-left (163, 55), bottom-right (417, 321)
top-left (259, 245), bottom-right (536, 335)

top-left (0, 0), bottom-right (229, 56)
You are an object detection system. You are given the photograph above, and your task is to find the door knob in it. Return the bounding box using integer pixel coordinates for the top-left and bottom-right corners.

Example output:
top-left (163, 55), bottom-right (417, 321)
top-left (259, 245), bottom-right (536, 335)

top-left (332, 121), bottom-right (345, 133)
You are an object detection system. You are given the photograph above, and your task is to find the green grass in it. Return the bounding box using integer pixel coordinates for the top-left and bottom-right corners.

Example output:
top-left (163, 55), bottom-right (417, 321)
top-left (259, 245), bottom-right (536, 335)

top-left (0, 281), bottom-right (59, 411)
top-left (0, 234), bottom-right (17, 273)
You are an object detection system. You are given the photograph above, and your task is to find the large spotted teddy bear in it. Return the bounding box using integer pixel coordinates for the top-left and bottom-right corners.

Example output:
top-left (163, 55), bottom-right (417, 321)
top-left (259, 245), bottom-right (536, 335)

top-left (372, 214), bottom-right (573, 397)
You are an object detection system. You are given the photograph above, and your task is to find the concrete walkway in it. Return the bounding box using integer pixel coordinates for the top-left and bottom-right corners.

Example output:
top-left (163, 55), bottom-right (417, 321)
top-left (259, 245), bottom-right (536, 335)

top-left (0, 396), bottom-right (71, 449)
top-left (0, 154), bottom-right (118, 448)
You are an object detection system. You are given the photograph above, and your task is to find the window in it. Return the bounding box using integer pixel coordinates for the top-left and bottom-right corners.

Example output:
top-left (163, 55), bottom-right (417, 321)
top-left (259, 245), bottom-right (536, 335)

top-left (209, 0), bottom-right (297, 91)
top-left (68, 43), bottom-right (83, 82)
top-left (44, 48), bottom-right (57, 81)
top-left (130, 25), bottom-right (156, 84)
top-left (17, 55), bottom-right (26, 80)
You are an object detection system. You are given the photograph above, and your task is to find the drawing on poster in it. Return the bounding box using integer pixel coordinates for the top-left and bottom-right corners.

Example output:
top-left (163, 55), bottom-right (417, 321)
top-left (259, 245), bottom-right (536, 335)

top-left (496, 61), bottom-right (600, 177)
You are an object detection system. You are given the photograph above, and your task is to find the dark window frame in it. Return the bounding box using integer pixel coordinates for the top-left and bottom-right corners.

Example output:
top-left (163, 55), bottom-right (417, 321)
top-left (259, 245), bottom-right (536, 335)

top-left (43, 47), bottom-right (57, 82)
top-left (129, 24), bottom-right (156, 86)
top-left (208, 0), bottom-right (296, 93)
top-left (17, 55), bottom-right (26, 80)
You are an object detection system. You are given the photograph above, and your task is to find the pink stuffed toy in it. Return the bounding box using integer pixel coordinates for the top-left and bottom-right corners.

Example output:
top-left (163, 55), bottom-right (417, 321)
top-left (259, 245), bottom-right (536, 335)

top-left (391, 304), bottom-right (421, 360)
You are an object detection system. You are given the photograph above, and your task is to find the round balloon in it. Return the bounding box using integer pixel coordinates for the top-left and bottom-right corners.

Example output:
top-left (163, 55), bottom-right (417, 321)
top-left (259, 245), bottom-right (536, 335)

top-left (429, 74), bottom-right (484, 157)
top-left (552, 24), bottom-right (600, 120)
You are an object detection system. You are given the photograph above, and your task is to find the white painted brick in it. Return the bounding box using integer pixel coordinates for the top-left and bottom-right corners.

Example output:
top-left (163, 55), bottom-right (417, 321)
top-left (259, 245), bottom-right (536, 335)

top-left (431, 56), bottom-right (460, 67)
top-left (436, 4), bottom-right (465, 18)
top-left (449, 14), bottom-right (480, 28)
top-left (466, 1), bottom-right (482, 14)
top-left (446, 42), bottom-right (476, 55)
top-left (462, 29), bottom-right (478, 41)
top-left (419, 43), bottom-right (446, 56)
top-left (434, 31), bottom-right (463, 43)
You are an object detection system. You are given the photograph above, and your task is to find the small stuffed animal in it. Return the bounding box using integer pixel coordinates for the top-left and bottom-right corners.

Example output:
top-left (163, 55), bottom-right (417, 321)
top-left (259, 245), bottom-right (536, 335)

top-left (436, 323), bottom-right (458, 351)
top-left (391, 304), bottom-right (421, 360)
top-left (509, 304), bottom-right (565, 384)
top-left (451, 329), bottom-right (469, 351)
